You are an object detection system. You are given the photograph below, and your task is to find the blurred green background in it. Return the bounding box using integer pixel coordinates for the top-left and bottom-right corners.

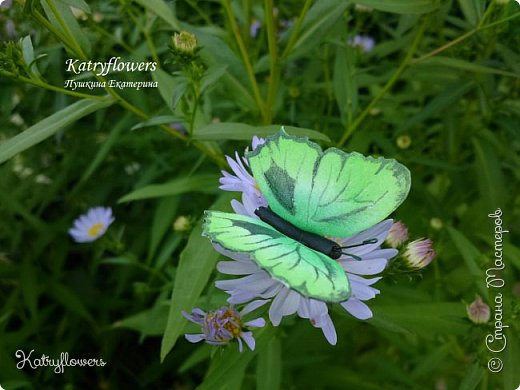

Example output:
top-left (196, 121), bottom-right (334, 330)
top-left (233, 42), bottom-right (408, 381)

top-left (0, 0), bottom-right (519, 389)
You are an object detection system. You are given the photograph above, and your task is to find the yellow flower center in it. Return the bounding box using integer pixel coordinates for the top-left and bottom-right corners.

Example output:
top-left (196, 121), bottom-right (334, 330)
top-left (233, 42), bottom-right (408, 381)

top-left (87, 223), bottom-right (104, 237)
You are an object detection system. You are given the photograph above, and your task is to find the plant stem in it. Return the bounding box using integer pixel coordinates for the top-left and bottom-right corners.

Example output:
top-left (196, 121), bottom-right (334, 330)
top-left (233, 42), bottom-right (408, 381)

top-left (281, 0), bottom-right (313, 59)
top-left (264, 0), bottom-right (279, 124)
top-left (412, 12), bottom-right (520, 64)
top-left (3, 72), bottom-right (106, 100)
top-left (45, 0), bottom-right (87, 59)
top-left (128, 7), bottom-right (160, 64)
top-left (338, 22), bottom-right (427, 147)
top-left (222, 0), bottom-right (266, 121)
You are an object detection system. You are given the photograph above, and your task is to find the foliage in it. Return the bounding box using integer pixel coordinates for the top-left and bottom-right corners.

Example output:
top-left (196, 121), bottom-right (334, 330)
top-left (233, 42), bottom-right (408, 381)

top-left (0, 0), bottom-right (519, 389)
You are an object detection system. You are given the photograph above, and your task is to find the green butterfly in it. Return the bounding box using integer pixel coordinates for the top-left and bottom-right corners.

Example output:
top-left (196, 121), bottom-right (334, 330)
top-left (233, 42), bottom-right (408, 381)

top-left (203, 130), bottom-right (410, 303)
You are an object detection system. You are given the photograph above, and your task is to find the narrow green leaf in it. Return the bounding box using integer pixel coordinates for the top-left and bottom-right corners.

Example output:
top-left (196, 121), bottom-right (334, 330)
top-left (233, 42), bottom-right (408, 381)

top-left (41, 0), bottom-right (92, 57)
top-left (131, 115), bottom-right (184, 131)
top-left (257, 336), bottom-right (282, 390)
top-left (398, 81), bottom-right (474, 132)
top-left (148, 197), bottom-right (180, 260)
top-left (457, 0), bottom-right (482, 26)
top-left (458, 363), bottom-right (485, 390)
top-left (99, 256), bottom-right (138, 266)
top-left (196, 327), bottom-right (274, 390)
top-left (334, 42), bottom-right (358, 123)
top-left (113, 301), bottom-right (169, 336)
top-left (419, 56), bottom-right (518, 77)
top-left (195, 28), bottom-right (257, 112)
top-left (118, 174), bottom-right (220, 203)
top-left (77, 113), bottom-right (133, 185)
top-left (471, 137), bottom-right (505, 211)
top-left (160, 194), bottom-right (233, 361)
top-left (0, 98), bottom-right (113, 164)
top-left (60, 0), bottom-right (91, 13)
top-left (152, 68), bottom-right (180, 111)
top-left (201, 64), bottom-right (228, 93)
top-left (178, 344), bottom-right (212, 373)
top-left (503, 330), bottom-right (520, 389)
top-left (446, 227), bottom-right (487, 297)
top-left (21, 35), bottom-right (41, 77)
top-left (287, 0), bottom-right (349, 59)
top-left (47, 281), bottom-right (94, 323)
top-left (410, 345), bottom-right (451, 379)
top-left (21, 258), bottom-right (39, 319)
top-left (133, 0), bottom-right (180, 29)
top-left (370, 302), bottom-right (468, 337)
top-left (354, 0), bottom-right (439, 14)
top-left (193, 123), bottom-right (330, 142)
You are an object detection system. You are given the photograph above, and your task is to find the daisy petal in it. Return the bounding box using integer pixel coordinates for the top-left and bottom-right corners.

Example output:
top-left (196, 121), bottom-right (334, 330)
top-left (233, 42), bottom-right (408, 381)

top-left (340, 299), bottom-right (373, 320)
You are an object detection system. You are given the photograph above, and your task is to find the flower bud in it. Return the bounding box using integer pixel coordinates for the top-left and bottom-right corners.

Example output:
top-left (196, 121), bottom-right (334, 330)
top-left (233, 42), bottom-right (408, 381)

top-left (430, 217), bottom-right (443, 230)
top-left (403, 238), bottom-right (435, 269)
top-left (385, 221), bottom-right (409, 248)
top-left (396, 134), bottom-right (411, 149)
top-left (172, 31), bottom-right (198, 55)
top-left (466, 296), bottom-right (490, 324)
top-left (173, 215), bottom-right (191, 232)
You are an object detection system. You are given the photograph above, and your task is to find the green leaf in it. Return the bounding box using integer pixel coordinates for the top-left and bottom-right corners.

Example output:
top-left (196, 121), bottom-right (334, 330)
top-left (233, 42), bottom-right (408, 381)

top-left (76, 112), bottom-right (133, 186)
top-left (456, 0), bottom-right (483, 26)
top-left (503, 331), bottom-right (520, 389)
top-left (397, 81), bottom-right (474, 132)
top-left (334, 42), bottom-right (358, 123)
top-left (446, 227), bottom-right (487, 297)
top-left (419, 56), bottom-right (518, 77)
top-left (370, 302), bottom-right (468, 337)
top-left (131, 115), bottom-right (184, 131)
top-left (178, 345), bottom-right (212, 373)
top-left (133, 0), bottom-right (180, 30)
top-left (41, 0), bottom-right (92, 57)
top-left (113, 301), bottom-right (169, 336)
top-left (257, 336), bottom-right (282, 390)
top-left (354, 0), bottom-right (439, 14)
top-left (196, 327), bottom-right (273, 390)
top-left (160, 194), bottom-right (233, 361)
top-left (0, 98), bottom-right (113, 164)
top-left (458, 363), bottom-right (485, 390)
top-left (471, 137), bottom-right (505, 211)
top-left (287, 0), bottom-right (349, 59)
top-left (148, 197), bottom-right (180, 260)
top-left (21, 35), bottom-right (41, 77)
top-left (152, 68), bottom-right (181, 112)
top-left (47, 280), bottom-right (94, 323)
top-left (195, 28), bottom-right (257, 112)
top-left (193, 123), bottom-right (330, 142)
top-left (118, 174), bottom-right (220, 203)
top-left (201, 64), bottom-right (229, 93)
top-left (59, 0), bottom-right (91, 13)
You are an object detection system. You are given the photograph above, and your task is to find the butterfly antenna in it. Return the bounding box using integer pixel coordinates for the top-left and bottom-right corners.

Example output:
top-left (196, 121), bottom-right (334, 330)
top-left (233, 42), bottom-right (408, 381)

top-left (340, 238), bottom-right (378, 261)
top-left (340, 238), bottom-right (378, 249)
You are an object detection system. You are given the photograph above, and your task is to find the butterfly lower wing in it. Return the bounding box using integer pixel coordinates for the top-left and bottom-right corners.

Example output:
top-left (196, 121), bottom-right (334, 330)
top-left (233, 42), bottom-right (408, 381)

top-left (203, 211), bottom-right (351, 303)
top-left (248, 130), bottom-right (410, 238)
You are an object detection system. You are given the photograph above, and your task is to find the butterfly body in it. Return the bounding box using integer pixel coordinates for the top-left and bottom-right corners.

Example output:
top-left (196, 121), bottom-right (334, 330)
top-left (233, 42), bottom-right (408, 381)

top-left (255, 206), bottom-right (342, 259)
top-left (204, 130), bottom-right (411, 302)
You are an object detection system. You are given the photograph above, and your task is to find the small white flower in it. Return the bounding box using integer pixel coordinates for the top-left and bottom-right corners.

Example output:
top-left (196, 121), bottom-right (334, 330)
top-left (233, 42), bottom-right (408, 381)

top-left (348, 35), bottom-right (375, 52)
top-left (68, 207), bottom-right (114, 243)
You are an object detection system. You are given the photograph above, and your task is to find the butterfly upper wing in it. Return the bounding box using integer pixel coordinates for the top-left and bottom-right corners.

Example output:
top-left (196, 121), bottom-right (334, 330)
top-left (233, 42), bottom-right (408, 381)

top-left (247, 131), bottom-right (410, 237)
top-left (203, 211), bottom-right (351, 303)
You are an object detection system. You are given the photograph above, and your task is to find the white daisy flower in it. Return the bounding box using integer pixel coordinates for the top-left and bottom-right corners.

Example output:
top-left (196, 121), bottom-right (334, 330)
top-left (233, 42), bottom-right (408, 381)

top-left (68, 207), bottom-right (115, 243)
